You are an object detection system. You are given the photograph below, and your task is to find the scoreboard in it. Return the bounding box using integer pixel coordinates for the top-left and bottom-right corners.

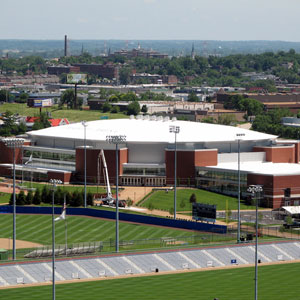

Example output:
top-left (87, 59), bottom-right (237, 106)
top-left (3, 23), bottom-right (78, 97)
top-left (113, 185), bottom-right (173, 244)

top-left (192, 203), bottom-right (217, 223)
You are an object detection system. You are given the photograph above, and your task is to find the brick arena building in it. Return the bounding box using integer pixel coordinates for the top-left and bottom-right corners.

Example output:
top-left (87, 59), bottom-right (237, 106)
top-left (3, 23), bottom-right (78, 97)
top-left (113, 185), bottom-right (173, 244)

top-left (1, 117), bottom-right (300, 208)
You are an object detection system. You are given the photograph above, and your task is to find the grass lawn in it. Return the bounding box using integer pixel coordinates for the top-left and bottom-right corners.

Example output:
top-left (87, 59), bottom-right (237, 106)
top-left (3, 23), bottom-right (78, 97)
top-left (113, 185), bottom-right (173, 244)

top-left (0, 263), bottom-right (298, 300)
top-left (141, 189), bottom-right (256, 211)
top-left (0, 214), bottom-right (205, 246)
top-left (0, 103), bottom-right (128, 123)
top-left (0, 192), bottom-right (10, 204)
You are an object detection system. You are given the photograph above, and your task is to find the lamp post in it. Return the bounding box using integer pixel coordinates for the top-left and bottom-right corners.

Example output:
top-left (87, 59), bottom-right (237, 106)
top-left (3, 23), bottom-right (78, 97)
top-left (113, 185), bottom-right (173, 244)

top-left (236, 133), bottom-right (245, 243)
top-left (247, 184), bottom-right (263, 300)
top-left (81, 121), bottom-right (88, 208)
top-left (106, 135), bottom-right (126, 252)
top-left (49, 178), bottom-right (62, 300)
top-left (3, 138), bottom-right (24, 260)
top-left (169, 125), bottom-right (180, 220)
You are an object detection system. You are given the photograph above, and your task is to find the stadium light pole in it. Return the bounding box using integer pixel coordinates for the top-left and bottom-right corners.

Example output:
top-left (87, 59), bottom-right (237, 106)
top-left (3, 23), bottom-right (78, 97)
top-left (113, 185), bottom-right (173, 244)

top-left (50, 178), bottom-right (62, 300)
top-left (247, 184), bottom-right (263, 300)
top-left (106, 135), bottom-right (126, 252)
top-left (236, 133), bottom-right (245, 243)
top-left (169, 125), bottom-right (180, 220)
top-left (81, 121), bottom-right (88, 208)
top-left (3, 138), bottom-right (24, 260)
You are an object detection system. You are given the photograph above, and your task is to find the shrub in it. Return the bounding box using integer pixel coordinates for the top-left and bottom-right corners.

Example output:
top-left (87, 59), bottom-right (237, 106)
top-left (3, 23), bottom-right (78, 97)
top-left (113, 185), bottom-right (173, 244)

top-left (33, 189), bottom-right (41, 205)
top-left (25, 190), bottom-right (33, 205)
top-left (17, 191), bottom-right (26, 205)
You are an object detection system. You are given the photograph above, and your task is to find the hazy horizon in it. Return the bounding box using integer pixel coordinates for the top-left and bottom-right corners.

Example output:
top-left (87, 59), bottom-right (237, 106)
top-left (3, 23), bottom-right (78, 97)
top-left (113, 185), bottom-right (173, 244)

top-left (1, 0), bottom-right (300, 41)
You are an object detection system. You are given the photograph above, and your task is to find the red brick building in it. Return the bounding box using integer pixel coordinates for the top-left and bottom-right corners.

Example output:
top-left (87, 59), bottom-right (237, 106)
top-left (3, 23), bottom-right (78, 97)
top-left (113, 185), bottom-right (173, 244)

top-left (1, 118), bottom-right (300, 208)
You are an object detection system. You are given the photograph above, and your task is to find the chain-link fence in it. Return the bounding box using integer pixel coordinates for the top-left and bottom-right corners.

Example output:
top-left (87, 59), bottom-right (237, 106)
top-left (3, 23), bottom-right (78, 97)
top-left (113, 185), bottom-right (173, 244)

top-left (3, 225), bottom-right (297, 262)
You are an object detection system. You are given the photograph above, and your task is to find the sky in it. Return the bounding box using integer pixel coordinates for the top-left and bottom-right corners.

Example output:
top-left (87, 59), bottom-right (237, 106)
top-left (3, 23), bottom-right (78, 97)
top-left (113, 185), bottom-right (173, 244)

top-left (1, 0), bottom-right (300, 41)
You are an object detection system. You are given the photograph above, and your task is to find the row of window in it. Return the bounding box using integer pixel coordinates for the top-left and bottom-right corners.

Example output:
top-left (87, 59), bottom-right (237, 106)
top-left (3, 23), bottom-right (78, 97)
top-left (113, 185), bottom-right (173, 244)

top-left (197, 169), bottom-right (247, 184)
top-left (196, 179), bottom-right (248, 196)
top-left (23, 150), bottom-right (75, 162)
top-left (123, 167), bottom-right (165, 176)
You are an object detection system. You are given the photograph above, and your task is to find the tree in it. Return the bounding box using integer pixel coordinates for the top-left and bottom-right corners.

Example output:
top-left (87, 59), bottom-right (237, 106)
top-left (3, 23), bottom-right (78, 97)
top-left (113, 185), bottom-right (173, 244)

top-left (70, 190), bottom-right (83, 207)
top-left (0, 90), bottom-right (9, 102)
top-left (189, 193), bottom-right (197, 204)
top-left (55, 187), bottom-right (64, 205)
top-left (41, 185), bottom-right (50, 203)
top-left (102, 101), bottom-right (112, 113)
top-left (60, 89), bottom-right (76, 109)
top-left (169, 207), bottom-right (174, 216)
top-left (119, 67), bottom-right (131, 85)
top-left (25, 190), bottom-right (33, 205)
top-left (111, 105), bottom-right (120, 113)
top-left (127, 101), bottom-right (140, 115)
top-left (126, 197), bottom-right (133, 207)
top-left (0, 110), bottom-right (19, 136)
top-left (32, 112), bottom-right (51, 130)
top-left (238, 98), bottom-right (264, 117)
top-left (187, 91), bottom-right (199, 102)
top-left (9, 193), bottom-right (13, 205)
top-left (120, 92), bottom-right (138, 102)
top-left (87, 192), bottom-right (93, 206)
top-left (65, 191), bottom-right (72, 206)
top-left (16, 93), bottom-right (29, 103)
top-left (201, 116), bottom-right (215, 124)
top-left (33, 189), bottom-right (41, 205)
top-left (285, 215), bottom-right (293, 226)
top-left (217, 114), bottom-right (237, 126)
top-left (141, 104), bottom-right (148, 114)
top-left (17, 191), bottom-right (26, 205)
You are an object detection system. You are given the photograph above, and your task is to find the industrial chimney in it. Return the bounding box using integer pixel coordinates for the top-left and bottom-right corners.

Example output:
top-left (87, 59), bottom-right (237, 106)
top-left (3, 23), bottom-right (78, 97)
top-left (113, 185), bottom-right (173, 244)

top-left (64, 35), bottom-right (68, 57)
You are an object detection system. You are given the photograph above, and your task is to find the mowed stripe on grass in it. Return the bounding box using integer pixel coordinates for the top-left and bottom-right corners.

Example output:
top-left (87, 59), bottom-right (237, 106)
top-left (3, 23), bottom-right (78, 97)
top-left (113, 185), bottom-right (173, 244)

top-left (0, 263), bottom-right (298, 300)
top-left (0, 214), bottom-right (193, 245)
top-left (141, 189), bottom-right (256, 211)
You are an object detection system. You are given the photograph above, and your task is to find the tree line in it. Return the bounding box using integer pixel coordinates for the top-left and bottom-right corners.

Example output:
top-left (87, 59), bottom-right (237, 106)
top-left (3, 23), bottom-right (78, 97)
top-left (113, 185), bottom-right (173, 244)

top-left (223, 94), bottom-right (300, 139)
top-left (10, 186), bottom-right (94, 207)
top-left (3, 49), bottom-right (300, 86)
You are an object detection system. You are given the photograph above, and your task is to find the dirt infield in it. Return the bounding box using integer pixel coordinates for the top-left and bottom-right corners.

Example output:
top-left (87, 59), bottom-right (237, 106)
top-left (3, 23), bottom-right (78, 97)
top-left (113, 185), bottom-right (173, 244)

top-left (0, 238), bottom-right (43, 250)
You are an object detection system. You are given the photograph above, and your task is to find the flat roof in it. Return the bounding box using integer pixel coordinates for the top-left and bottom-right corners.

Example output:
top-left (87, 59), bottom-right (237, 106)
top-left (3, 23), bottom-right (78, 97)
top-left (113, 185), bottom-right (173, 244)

top-left (27, 119), bottom-right (276, 144)
top-left (206, 161), bottom-right (300, 176)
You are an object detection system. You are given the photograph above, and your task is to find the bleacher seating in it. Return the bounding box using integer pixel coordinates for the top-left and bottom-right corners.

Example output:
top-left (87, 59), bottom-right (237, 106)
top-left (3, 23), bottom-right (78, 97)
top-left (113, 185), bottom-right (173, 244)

top-left (1, 241), bottom-right (299, 286)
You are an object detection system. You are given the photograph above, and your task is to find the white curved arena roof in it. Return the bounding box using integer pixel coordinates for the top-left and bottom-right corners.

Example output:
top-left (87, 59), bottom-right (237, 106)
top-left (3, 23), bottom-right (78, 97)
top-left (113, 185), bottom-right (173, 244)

top-left (27, 119), bottom-right (276, 143)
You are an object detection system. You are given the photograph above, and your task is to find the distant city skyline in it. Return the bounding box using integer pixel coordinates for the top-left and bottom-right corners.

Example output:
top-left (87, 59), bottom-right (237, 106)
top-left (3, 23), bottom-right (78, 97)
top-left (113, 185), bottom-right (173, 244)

top-left (1, 0), bottom-right (300, 41)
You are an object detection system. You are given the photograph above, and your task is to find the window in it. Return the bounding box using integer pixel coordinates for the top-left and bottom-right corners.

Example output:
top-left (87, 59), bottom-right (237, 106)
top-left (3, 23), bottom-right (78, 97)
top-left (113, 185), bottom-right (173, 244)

top-left (284, 188), bottom-right (291, 198)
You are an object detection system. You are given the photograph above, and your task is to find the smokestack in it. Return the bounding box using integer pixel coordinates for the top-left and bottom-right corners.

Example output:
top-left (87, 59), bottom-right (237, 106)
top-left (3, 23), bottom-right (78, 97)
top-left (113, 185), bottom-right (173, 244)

top-left (64, 35), bottom-right (68, 57)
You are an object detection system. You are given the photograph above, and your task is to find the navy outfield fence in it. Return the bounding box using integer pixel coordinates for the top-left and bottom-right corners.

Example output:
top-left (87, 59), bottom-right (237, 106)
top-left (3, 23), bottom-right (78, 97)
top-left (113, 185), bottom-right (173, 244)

top-left (0, 205), bottom-right (227, 234)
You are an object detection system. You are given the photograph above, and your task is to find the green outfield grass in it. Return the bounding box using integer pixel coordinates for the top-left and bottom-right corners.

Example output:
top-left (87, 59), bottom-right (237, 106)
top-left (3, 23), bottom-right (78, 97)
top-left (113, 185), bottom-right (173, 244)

top-left (0, 103), bottom-right (128, 122)
top-left (140, 189), bottom-right (256, 211)
top-left (0, 214), bottom-right (195, 246)
top-left (0, 263), bottom-right (298, 300)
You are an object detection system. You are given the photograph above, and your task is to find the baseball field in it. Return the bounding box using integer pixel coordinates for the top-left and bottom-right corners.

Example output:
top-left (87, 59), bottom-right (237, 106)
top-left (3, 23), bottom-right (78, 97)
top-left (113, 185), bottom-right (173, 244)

top-left (0, 214), bottom-right (234, 254)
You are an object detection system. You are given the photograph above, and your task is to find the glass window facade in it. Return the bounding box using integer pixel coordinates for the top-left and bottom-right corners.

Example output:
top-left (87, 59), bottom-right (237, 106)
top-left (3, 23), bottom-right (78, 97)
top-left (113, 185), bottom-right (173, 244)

top-left (23, 150), bottom-right (75, 171)
top-left (24, 150), bottom-right (75, 162)
top-left (196, 167), bottom-right (247, 197)
top-left (123, 167), bottom-right (165, 176)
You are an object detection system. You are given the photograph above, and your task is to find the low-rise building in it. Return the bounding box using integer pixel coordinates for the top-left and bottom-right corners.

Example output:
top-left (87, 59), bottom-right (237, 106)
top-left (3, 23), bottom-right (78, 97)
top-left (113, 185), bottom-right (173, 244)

top-left (1, 118), bottom-right (300, 208)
